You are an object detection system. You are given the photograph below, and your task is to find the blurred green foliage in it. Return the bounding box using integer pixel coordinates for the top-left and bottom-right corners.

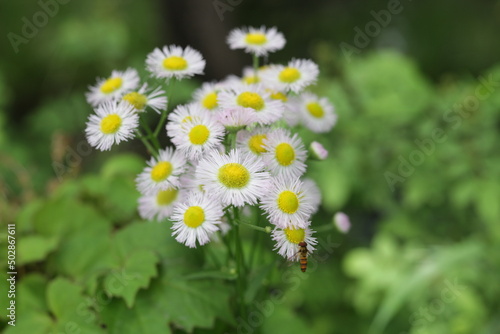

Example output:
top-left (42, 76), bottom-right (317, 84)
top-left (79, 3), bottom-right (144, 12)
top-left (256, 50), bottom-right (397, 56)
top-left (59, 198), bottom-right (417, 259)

top-left (2, 0), bottom-right (500, 333)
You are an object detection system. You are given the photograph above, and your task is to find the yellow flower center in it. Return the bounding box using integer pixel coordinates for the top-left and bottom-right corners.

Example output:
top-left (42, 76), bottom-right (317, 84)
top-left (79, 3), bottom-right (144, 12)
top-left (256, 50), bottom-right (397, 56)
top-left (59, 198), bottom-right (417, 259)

top-left (163, 56), bottom-right (188, 71)
top-left (237, 92), bottom-right (264, 111)
top-left (202, 92), bottom-right (218, 110)
top-left (100, 77), bottom-right (123, 94)
top-left (183, 206), bottom-right (205, 228)
top-left (150, 161), bottom-right (173, 182)
top-left (100, 114), bottom-right (122, 134)
top-left (218, 163), bottom-right (250, 188)
top-left (275, 143), bottom-right (295, 166)
top-left (243, 75), bottom-right (260, 84)
top-left (306, 102), bottom-right (324, 118)
top-left (277, 190), bottom-right (300, 214)
top-left (270, 91), bottom-right (288, 102)
top-left (284, 228), bottom-right (305, 244)
top-left (156, 188), bottom-right (178, 205)
top-left (123, 92), bottom-right (148, 110)
top-left (279, 67), bottom-right (301, 83)
top-left (245, 33), bottom-right (267, 45)
top-left (189, 125), bottom-right (210, 145)
top-left (248, 134), bottom-right (267, 154)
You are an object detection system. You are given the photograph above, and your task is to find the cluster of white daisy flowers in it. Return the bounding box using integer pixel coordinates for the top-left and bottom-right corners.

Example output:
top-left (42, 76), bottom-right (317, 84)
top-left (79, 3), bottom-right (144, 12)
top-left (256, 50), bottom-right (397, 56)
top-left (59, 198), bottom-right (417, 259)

top-left (84, 26), bottom-right (338, 261)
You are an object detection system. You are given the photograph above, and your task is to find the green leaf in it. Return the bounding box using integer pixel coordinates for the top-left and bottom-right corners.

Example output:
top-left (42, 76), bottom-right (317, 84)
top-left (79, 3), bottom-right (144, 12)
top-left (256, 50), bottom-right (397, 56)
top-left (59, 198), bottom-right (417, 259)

top-left (104, 250), bottom-right (159, 308)
top-left (111, 220), bottom-right (183, 260)
top-left (18, 236), bottom-right (58, 265)
top-left (16, 199), bottom-right (44, 233)
top-left (101, 293), bottom-right (171, 334)
top-left (50, 226), bottom-right (113, 281)
top-left (33, 198), bottom-right (111, 238)
top-left (15, 274), bottom-right (49, 315)
top-left (156, 275), bottom-right (235, 331)
top-left (46, 278), bottom-right (103, 333)
top-left (4, 313), bottom-right (53, 334)
top-left (101, 154), bottom-right (144, 179)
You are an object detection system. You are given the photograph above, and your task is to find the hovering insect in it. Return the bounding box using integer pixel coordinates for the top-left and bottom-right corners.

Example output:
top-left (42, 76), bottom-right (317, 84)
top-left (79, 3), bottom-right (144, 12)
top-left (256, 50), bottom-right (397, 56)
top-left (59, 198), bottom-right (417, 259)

top-left (297, 241), bottom-right (309, 273)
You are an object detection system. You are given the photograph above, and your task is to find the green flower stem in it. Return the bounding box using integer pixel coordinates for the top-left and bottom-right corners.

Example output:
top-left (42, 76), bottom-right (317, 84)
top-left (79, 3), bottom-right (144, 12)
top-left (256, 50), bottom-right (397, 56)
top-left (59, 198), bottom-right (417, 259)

top-left (140, 115), bottom-right (160, 150)
top-left (231, 206), bottom-right (247, 318)
top-left (153, 79), bottom-right (176, 138)
top-left (135, 129), bottom-right (158, 157)
top-left (236, 220), bottom-right (271, 233)
top-left (252, 54), bottom-right (259, 78)
top-left (248, 213), bottom-right (264, 271)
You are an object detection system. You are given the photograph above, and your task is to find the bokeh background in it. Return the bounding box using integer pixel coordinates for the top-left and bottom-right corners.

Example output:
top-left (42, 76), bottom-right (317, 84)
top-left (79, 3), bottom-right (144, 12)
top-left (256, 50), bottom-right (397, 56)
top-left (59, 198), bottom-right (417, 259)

top-left (1, 0), bottom-right (500, 333)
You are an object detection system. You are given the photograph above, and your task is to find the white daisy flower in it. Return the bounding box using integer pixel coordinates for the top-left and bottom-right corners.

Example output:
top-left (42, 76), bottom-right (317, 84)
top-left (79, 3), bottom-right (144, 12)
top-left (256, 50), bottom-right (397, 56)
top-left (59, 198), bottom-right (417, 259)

top-left (136, 147), bottom-right (188, 195)
top-left (262, 59), bottom-right (319, 93)
top-left (138, 186), bottom-right (188, 221)
top-left (168, 115), bottom-right (225, 161)
top-left (218, 85), bottom-right (284, 125)
top-left (86, 68), bottom-right (140, 107)
top-left (166, 103), bottom-right (210, 134)
top-left (297, 93), bottom-right (337, 133)
top-left (171, 192), bottom-right (224, 248)
top-left (236, 127), bottom-right (271, 157)
top-left (146, 45), bottom-right (205, 80)
top-left (227, 26), bottom-right (286, 56)
top-left (268, 90), bottom-right (300, 127)
top-left (272, 227), bottom-right (317, 261)
top-left (302, 178), bottom-right (322, 214)
top-left (193, 82), bottom-right (220, 111)
top-left (262, 129), bottom-right (307, 178)
top-left (241, 66), bottom-right (261, 85)
top-left (179, 164), bottom-right (205, 194)
top-left (260, 176), bottom-right (315, 229)
top-left (85, 101), bottom-right (139, 151)
top-left (216, 107), bottom-right (258, 131)
top-left (122, 84), bottom-right (167, 114)
top-left (195, 149), bottom-right (271, 207)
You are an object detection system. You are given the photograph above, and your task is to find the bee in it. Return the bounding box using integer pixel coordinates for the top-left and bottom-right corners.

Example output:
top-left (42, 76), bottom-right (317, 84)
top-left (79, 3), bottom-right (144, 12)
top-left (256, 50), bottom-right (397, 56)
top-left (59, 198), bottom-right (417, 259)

top-left (297, 241), bottom-right (309, 273)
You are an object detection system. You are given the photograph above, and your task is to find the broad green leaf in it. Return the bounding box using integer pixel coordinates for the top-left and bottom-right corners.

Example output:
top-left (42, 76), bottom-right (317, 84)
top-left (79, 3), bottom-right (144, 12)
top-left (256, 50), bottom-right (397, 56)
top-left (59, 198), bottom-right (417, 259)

top-left (104, 250), bottom-right (159, 308)
top-left (156, 274), bottom-right (235, 331)
top-left (18, 236), bottom-right (58, 265)
top-left (33, 198), bottom-right (111, 238)
top-left (50, 226), bottom-right (113, 281)
top-left (15, 274), bottom-right (49, 315)
top-left (101, 293), bottom-right (171, 334)
top-left (16, 199), bottom-right (44, 233)
top-left (46, 278), bottom-right (103, 334)
top-left (101, 154), bottom-right (144, 179)
top-left (111, 220), bottom-right (183, 260)
top-left (3, 312), bottom-right (53, 334)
